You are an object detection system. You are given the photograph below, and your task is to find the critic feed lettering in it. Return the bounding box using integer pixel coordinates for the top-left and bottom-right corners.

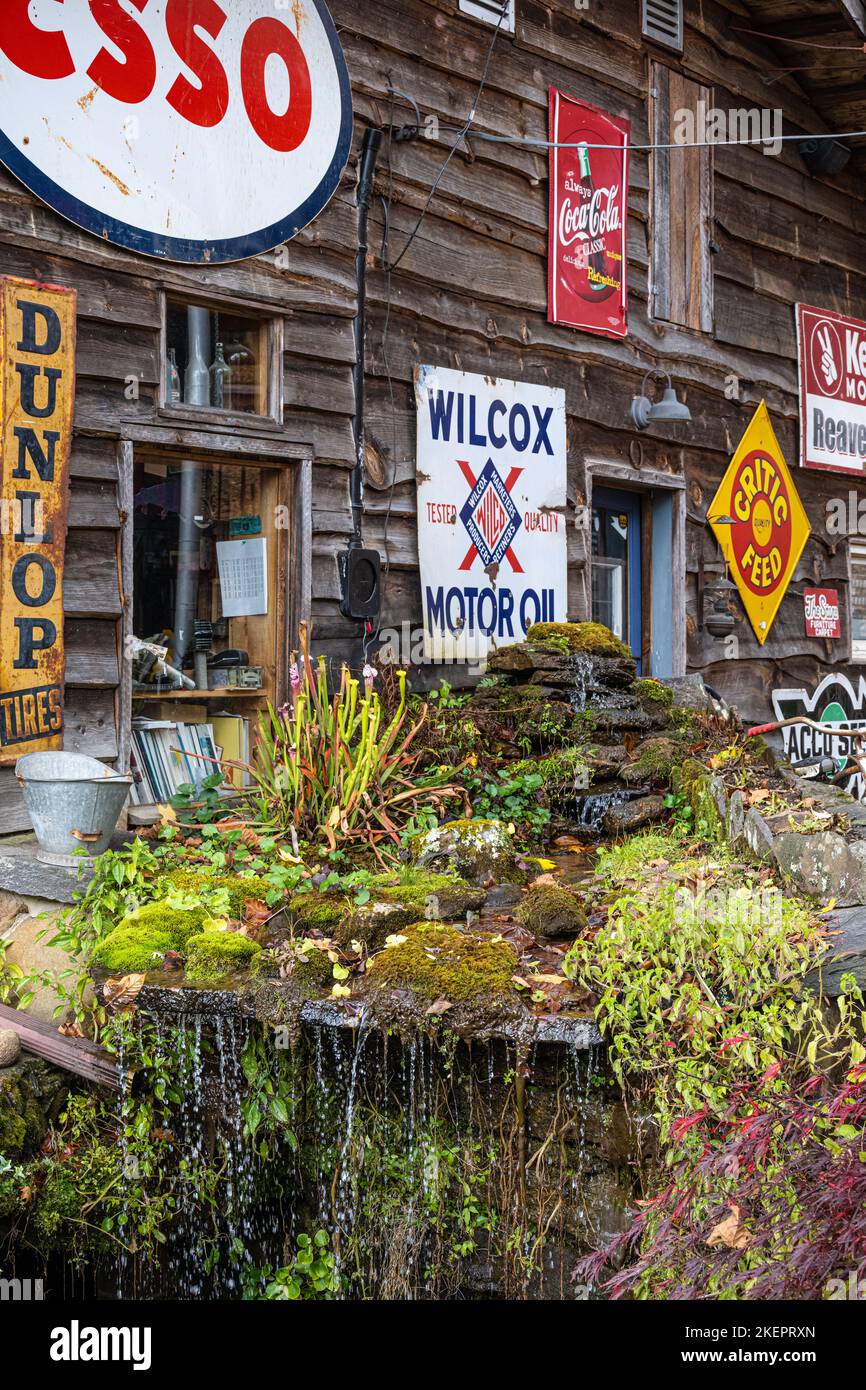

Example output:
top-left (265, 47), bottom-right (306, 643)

top-left (0, 277), bottom-right (76, 760)
top-left (415, 366), bottom-right (567, 663)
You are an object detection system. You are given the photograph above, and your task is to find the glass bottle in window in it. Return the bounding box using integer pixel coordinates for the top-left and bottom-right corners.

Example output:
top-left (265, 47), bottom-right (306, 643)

top-left (166, 347), bottom-right (182, 404)
top-left (209, 341), bottom-right (233, 410)
top-left (185, 305), bottom-right (211, 407)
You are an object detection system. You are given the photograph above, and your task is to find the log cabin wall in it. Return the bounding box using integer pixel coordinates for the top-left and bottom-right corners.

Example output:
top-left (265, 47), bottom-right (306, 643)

top-left (0, 0), bottom-right (864, 830)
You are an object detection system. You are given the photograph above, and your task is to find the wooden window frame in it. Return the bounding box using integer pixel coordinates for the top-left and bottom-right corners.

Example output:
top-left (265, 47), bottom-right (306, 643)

top-left (158, 290), bottom-right (285, 430)
top-left (849, 540), bottom-right (866, 663)
top-left (115, 425), bottom-right (312, 777)
top-left (649, 63), bottom-right (714, 335)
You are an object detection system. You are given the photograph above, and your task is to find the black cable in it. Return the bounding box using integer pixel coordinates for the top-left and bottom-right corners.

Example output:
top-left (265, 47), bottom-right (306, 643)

top-left (386, 7), bottom-right (506, 273)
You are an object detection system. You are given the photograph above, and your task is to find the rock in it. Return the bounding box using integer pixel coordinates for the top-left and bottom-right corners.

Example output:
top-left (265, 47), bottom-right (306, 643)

top-left (0, 1029), bottom-right (21, 1067)
top-left (519, 884), bottom-right (587, 939)
top-left (805, 906), bottom-right (866, 997)
top-left (772, 831), bottom-right (866, 906)
top-left (586, 745), bottom-right (629, 781)
top-left (726, 789), bottom-right (746, 853)
top-left (525, 621), bottom-right (633, 661)
top-left (620, 737), bottom-right (682, 786)
top-left (591, 708), bottom-right (665, 736)
top-left (412, 819), bottom-right (520, 885)
top-left (744, 806), bottom-right (775, 862)
top-left (2, 906), bottom-right (73, 1023)
top-left (424, 886), bottom-right (487, 920)
top-left (603, 795), bottom-right (666, 834)
top-left (656, 675), bottom-right (715, 712)
top-left (0, 891), bottom-right (28, 937)
top-left (487, 642), bottom-right (572, 675)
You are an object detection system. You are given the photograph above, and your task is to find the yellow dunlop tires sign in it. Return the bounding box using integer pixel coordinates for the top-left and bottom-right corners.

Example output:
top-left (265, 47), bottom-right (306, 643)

top-left (709, 400), bottom-right (811, 647)
top-left (0, 277), bottom-right (76, 761)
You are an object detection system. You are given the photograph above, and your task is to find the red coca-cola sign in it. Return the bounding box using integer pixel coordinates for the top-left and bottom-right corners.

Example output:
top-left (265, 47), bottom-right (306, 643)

top-left (548, 89), bottom-right (629, 339)
top-left (804, 588), bottom-right (841, 640)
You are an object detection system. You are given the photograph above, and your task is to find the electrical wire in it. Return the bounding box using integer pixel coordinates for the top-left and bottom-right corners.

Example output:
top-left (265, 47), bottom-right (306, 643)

top-left (386, 7), bottom-right (507, 271)
top-left (731, 25), bottom-right (866, 52)
top-left (427, 126), bottom-right (866, 152)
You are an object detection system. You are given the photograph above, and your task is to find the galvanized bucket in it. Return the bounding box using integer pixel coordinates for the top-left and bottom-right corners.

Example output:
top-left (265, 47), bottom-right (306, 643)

top-left (15, 752), bottom-right (132, 867)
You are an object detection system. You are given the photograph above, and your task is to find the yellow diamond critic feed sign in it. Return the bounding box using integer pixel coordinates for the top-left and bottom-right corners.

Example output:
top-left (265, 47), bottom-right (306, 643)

top-left (709, 401), bottom-right (810, 647)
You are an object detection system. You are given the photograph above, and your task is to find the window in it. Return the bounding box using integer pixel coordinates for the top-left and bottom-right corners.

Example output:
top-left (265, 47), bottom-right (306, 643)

top-left (459, 0), bottom-right (515, 33)
top-left (132, 454), bottom-right (287, 705)
top-left (591, 489), bottom-right (642, 660)
top-left (851, 543), bottom-right (866, 661)
top-left (642, 0), bottom-right (683, 53)
top-left (164, 299), bottom-right (274, 417)
top-left (650, 65), bottom-right (714, 333)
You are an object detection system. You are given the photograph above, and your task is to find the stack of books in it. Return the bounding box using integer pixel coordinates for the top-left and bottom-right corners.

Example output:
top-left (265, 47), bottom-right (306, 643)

top-left (129, 715), bottom-right (250, 807)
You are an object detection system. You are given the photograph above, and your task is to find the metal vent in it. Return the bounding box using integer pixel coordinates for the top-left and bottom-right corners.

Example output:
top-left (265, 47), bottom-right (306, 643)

top-left (459, 0), bottom-right (515, 34)
top-left (642, 0), bottom-right (683, 52)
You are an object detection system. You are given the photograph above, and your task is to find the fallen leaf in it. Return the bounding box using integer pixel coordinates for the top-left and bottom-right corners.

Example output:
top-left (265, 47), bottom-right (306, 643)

top-left (706, 1204), bottom-right (751, 1250)
top-left (103, 974), bottom-right (146, 1012)
top-left (425, 997), bottom-right (453, 1016)
top-left (158, 803), bottom-right (178, 825)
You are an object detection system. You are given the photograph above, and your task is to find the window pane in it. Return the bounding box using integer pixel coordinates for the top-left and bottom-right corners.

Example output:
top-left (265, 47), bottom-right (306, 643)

top-left (166, 301), bottom-right (269, 415)
top-left (852, 557), bottom-right (866, 643)
top-left (132, 457), bottom-right (281, 699)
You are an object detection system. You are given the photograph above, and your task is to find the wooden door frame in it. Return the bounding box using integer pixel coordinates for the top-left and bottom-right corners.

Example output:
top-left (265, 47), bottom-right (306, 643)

top-left (109, 423), bottom-right (312, 773)
top-left (586, 460), bottom-right (687, 677)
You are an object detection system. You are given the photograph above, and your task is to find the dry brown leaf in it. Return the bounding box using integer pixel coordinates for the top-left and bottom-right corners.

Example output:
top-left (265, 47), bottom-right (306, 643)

top-left (103, 973), bottom-right (146, 1012)
top-left (425, 997), bottom-right (453, 1017)
top-left (706, 1203), bottom-right (751, 1250)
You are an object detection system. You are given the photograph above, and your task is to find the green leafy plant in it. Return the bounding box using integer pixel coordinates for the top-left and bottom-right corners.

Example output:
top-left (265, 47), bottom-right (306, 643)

top-left (239, 624), bottom-right (468, 857)
top-left (169, 773), bottom-right (227, 827)
top-left (245, 1231), bottom-right (339, 1300)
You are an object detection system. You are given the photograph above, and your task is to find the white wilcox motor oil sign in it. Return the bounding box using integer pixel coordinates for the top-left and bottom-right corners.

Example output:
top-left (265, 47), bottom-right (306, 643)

top-left (0, 0), bottom-right (352, 264)
top-left (415, 366), bottom-right (567, 664)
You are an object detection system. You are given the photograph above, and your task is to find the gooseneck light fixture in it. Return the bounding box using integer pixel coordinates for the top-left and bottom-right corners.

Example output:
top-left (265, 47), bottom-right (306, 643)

top-left (631, 368), bottom-right (692, 431)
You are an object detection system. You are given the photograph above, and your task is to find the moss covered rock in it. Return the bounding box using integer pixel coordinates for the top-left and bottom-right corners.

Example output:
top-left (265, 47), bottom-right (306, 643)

top-left (125, 900), bottom-right (210, 946)
top-left (288, 891), bottom-right (349, 934)
top-left (412, 818), bottom-right (519, 885)
top-left (92, 923), bottom-right (178, 973)
top-left (366, 923), bottom-right (517, 1003)
top-left (165, 869), bottom-right (273, 916)
top-left (184, 931), bottom-right (262, 985)
top-left (526, 621), bottom-right (631, 660)
top-left (621, 736), bottom-right (685, 787)
top-left (519, 885), bottom-right (588, 940)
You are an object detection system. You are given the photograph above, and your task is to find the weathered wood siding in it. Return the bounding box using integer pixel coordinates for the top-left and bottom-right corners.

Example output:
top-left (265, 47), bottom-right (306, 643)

top-left (0, 0), bottom-right (865, 830)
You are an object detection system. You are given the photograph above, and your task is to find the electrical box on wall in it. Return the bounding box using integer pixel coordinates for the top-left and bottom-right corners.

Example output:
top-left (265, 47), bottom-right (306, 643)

top-left (459, 0), bottom-right (515, 33)
top-left (339, 547), bottom-right (382, 623)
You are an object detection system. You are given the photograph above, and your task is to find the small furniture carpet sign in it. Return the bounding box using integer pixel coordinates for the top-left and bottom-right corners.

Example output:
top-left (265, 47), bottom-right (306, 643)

top-left (415, 365), bottom-right (567, 664)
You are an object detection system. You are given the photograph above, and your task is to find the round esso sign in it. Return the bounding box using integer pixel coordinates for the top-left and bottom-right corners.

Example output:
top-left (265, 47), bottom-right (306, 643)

top-left (0, 0), bottom-right (353, 263)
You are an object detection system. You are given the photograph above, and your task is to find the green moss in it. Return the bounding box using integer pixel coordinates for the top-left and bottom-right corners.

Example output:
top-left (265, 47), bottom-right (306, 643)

top-left (519, 885), bottom-right (587, 939)
top-left (288, 892), bottom-right (349, 932)
top-left (165, 869), bottom-right (273, 916)
top-left (184, 931), bottom-right (262, 985)
top-left (368, 867), bottom-right (468, 909)
top-left (123, 900), bottom-right (210, 946)
top-left (0, 1076), bottom-right (27, 1154)
top-left (513, 745), bottom-right (589, 793)
top-left (33, 1163), bottom-right (82, 1244)
top-left (366, 923), bottom-right (517, 1003)
top-left (526, 621), bottom-right (631, 659)
top-left (631, 679), bottom-right (675, 708)
top-left (92, 923), bottom-right (178, 973)
top-left (674, 759), bottom-right (725, 841)
top-left (291, 949), bottom-right (333, 993)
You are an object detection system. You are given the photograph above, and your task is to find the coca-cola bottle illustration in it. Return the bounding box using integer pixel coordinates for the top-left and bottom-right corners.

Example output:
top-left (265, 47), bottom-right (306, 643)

top-left (577, 143), bottom-right (609, 295)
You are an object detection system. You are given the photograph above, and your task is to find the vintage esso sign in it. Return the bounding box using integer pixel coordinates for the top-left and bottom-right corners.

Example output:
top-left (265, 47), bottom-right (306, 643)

top-left (415, 366), bottom-right (567, 664)
top-left (709, 401), bottom-right (811, 647)
top-left (0, 0), bottom-right (353, 264)
top-left (797, 304), bottom-right (866, 475)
